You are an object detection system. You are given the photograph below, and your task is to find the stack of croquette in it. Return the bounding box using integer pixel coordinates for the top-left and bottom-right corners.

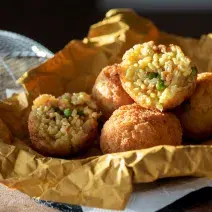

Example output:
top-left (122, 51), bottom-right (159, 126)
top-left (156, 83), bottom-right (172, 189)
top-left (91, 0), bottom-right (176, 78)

top-left (28, 41), bottom-right (211, 157)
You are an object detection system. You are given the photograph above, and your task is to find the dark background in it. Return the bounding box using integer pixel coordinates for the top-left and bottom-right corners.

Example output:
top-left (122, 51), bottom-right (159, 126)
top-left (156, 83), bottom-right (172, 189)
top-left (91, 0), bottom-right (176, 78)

top-left (0, 0), bottom-right (211, 52)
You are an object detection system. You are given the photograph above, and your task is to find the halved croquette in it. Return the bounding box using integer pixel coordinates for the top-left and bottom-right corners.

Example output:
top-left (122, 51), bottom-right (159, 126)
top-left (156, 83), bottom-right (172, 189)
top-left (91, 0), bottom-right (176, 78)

top-left (119, 41), bottom-right (197, 111)
top-left (28, 92), bottom-right (101, 157)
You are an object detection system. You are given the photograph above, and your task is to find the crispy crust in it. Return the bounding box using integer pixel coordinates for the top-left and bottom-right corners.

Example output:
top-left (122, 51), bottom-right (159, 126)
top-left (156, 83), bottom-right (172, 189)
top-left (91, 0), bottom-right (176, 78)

top-left (0, 118), bottom-right (12, 144)
top-left (92, 65), bottom-right (134, 119)
top-left (176, 72), bottom-right (212, 141)
top-left (28, 110), bottom-right (97, 157)
top-left (100, 104), bottom-right (182, 154)
top-left (119, 65), bottom-right (197, 111)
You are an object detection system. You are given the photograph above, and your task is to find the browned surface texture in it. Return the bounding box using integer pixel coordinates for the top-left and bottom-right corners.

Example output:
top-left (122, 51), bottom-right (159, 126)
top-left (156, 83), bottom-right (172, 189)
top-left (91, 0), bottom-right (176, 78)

top-left (100, 104), bottom-right (182, 153)
top-left (176, 73), bottom-right (212, 142)
top-left (92, 65), bottom-right (134, 119)
top-left (0, 184), bottom-right (57, 212)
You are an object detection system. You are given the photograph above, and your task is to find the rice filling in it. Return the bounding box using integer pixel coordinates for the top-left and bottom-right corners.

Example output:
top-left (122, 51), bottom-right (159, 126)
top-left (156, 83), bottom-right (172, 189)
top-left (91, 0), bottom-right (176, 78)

top-left (31, 92), bottom-right (101, 152)
top-left (120, 41), bottom-right (197, 110)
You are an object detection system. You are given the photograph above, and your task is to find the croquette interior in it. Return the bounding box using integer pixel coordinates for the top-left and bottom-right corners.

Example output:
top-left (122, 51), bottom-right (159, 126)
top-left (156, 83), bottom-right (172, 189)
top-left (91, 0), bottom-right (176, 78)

top-left (120, 41), bottom-right (197, 111)
top-left (30, 92), bottom-right (101, 153)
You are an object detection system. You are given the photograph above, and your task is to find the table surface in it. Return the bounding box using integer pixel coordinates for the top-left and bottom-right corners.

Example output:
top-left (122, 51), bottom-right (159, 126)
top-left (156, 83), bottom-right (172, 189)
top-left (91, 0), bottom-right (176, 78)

top-left (0, 184), bottom-right (56, 212)
top-left (1, 2), bottom-right (211, 52)
top-left (1, 183), bottom-right (212, 212)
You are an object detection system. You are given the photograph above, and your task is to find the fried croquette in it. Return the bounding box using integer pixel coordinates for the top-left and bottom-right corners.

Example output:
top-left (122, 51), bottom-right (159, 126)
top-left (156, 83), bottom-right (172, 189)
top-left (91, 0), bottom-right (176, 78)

top-left (176, 73), bottom-right (212, 141)
top-left (118, 41), bottom-right (197, 111)
top-left (28, 92), bottom-right (101, 157)
top-left (92, 65), bottom-right (134, 119)
top-left (100, 104), bottom-right (182, 154)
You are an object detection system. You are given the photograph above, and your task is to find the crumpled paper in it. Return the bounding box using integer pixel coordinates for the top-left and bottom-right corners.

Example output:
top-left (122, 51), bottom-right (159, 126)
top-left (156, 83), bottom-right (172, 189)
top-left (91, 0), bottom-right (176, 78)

top-left (0, 9), bottom-right (211, 210)
top-left (84, 9), bottom-right (159, 64)
top-left (0, 92), bottom-right (31, 139)
top-left (82, 177), bottom-right (212, 212)
top-left (18, 41), bottom-right (109, 100)
top-left (1, 144), bottom-right (212, 210)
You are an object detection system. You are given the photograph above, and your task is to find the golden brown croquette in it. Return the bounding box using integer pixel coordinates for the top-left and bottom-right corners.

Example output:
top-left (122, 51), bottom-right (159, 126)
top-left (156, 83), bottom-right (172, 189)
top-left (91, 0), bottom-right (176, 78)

top-left (176, 73), bottom-right (212, 141)
top-left (118, 41), bottom-right (197, 111)
top-left (28, 92), bottom-right (101, 157)
top-left (92, 65), bottom-right (134, 119)
top-left (100, 104), bottom-right (182, 154)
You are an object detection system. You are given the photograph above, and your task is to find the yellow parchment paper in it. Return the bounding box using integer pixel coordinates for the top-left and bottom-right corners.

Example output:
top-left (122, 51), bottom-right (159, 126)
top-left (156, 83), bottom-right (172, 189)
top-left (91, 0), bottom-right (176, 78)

top-left (0, 9), bottom-right (211, 210)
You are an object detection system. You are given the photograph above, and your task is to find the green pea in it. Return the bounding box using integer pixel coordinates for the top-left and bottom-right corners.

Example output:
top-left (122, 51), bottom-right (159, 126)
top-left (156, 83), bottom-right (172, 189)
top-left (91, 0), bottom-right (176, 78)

top-left (191, 67), bottom-right (197, 76)
top-left (147, 72), bottom-right (158, 79)
top-left (156, 79), bottom-right (167, 91)
top-left (64, 109), bottom-right (72, 117)
top-left (77, 111), bottom-right (84, 116)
